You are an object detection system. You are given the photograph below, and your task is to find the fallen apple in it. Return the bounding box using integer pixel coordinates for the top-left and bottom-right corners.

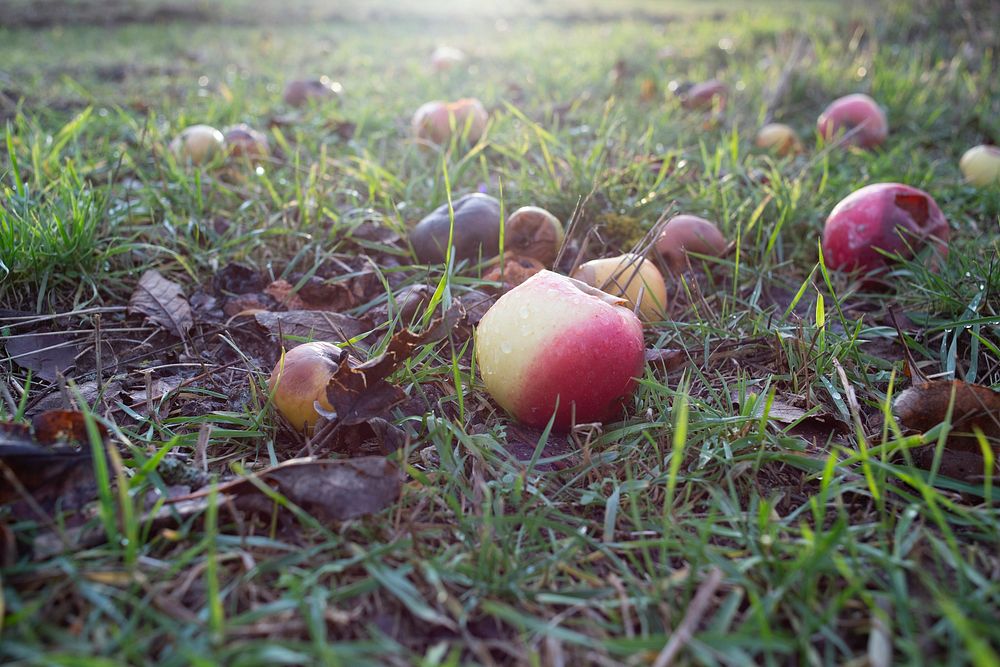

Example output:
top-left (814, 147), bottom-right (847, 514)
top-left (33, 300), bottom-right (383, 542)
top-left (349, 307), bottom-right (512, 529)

top-left (754, 123), bottom-right (803, 156)
top-left (571, 254), bottom-right (667, 321)
top-left (655, 215), bottom-right (727, 272)
top-left (431, 45), bottom-right (466, 72)
top-left (170, 124), bottom-right (224, 165)
top-left (268, 341), bottom-right (344, 431)
top-left (504, 206), bottom-right (564, 266)
top-left (482, 253), bottom-right (546, 290)
top-left (223, 124), bottom-right (269, 161)
top-left (283, 78), bottom-right (340, 107)
top-left (959, 145), bottom-right (1000, 187)
top-left (817, 93), bottom-right (888, 149)
top-left (410, 192), bottom-right (502, 264)
top-left (475, 270), bottom-right (645, 430)
top-left (822, 182), bottom-right (949, 276)
top-left (412, 98), bottom-right (488, 146)
top-left (681, 79), bottom-right (727, 112)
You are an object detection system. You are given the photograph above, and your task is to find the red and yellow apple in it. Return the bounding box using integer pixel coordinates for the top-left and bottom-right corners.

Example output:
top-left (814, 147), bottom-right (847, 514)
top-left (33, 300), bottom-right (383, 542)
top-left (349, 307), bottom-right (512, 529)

top-left (755, 123), bottom-right (803, 156)
top-left (504, 206), bottom-right (564, 266)
top-left (817, 93), bottom-right (888, 149)
top-left (268, 341), bottom-right (344, 431)
top-left (821, 182), bottom-right (949, 275)
top-left (571, 254), bottom-right (667, 321)
top-left (959, 145), bottom-right (1000, 187)
top-left (412, 98), bottom-right (488, 146)
top-left (223, 124), bottom-right (269, 161)
top-left (655, 215), bottom-right (727, 272)
top-left (170, 124), bottom-right (224, 165)
top-left (475, 270), bottom-right (645, 430)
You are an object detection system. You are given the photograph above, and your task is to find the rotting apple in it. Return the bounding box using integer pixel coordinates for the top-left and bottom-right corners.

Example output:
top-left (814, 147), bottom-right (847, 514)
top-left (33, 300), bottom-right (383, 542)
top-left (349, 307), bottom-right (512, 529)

top-left (170, 124), bottom-right (224, 165)
top-left (268, 341), bottom-right (344, 431)
top-left (482, 253), bottom-right (546, 290)
top-left (409, 192), bottom-right (502, 264)
top-left (655, 215), bottom-right (727, 273)
top-left (475, 270), bottom-right (645, 430)
top-left (821, 182), bottom-right (949, 276)
top-left (504, 206), bottom-right (564, 266)
top-left (959, 145), bottom-right (1000, 187)
top-left (431, 46), bottom-right (466, 72)
top-left (680, 79), bottom-right (727, 112)
top-left (755, 123), bottom-right (803, 157)
top-left (412, 98), bottom-right (488, 146)
top-left (817, 93), bottom-right (888, 149)
top-left (223, 124), bottom-right (269, 161)
top-left (571, 254), bottom-right (667, 321)
top-left (283, 78), bottom-right (341, 107)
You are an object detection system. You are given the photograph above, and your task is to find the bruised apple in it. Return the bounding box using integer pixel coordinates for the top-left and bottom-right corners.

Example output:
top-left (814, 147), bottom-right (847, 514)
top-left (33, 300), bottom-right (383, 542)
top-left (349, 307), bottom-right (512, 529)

top-left (409, 193), bottom-right (502, 264)
top-left (755, 123), bottom-right (803, 156)
top-left (170, 124), bottom-right (224, 165)
top-left (412, 98), bottom-right (488, 146)
top-left (475, 270), bottom-right (645, 430)
top-left (571, 254), bottom-right (667, 321)
top-left (655, 215), bottom-right (727, 272)
top-left (504, 206), bottom-right (564, 266)
top-left (817, 93), bottom-right (888, 149)
top-left (822, 183), bottom-right (949, 275)
top-left (959, 145), bottom-right (1000, 187)
top-left (268, 341), bottom-right (343, 431)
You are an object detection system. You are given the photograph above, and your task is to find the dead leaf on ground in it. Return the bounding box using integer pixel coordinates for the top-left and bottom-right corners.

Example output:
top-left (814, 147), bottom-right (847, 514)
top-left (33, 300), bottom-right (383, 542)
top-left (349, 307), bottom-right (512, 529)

top-left (255, 310), bottom-right (371, 344)
top-left (128, 269), bottom-right (193, 338)
top-left (170, 456), bottom-right (402, 523)
top-left (265, 278), bottom-right (356, 312)
top-left (325, 302), bottom-right (464, 425)
top-left (29, 380), bottom-right (122, 415)
top-left (645, 348), bottom-right (686, 373)
top-left (503, 423), bottom-right (579, 471)
top-left (4, 332), bottom-right (79, 381)
top-left (894, 380), bottom-right (1000, 480)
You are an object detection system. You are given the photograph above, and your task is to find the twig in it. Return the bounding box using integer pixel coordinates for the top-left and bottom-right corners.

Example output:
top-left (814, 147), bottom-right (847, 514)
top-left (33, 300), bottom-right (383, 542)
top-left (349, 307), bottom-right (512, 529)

top-left (652, 566), bottom-right (723, 667)
top-left (763, 35), bottom-right (809, 125)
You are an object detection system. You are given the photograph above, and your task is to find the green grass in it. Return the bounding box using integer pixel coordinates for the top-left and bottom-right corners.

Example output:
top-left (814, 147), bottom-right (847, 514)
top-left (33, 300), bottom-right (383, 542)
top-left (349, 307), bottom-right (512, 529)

top-left (2, 0), bottom-right (999, 664)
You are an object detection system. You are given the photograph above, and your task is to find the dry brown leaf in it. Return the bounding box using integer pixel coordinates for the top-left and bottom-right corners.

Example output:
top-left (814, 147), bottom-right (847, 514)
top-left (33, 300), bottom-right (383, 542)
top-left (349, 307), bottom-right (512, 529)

top-left (325, 303), bottom-right (464, 425)
top-left (128, 269), bottom-right (193, 338)
top-left (255, 310), bottom-right (371, 344)
top-left (4, 332), bottom-right (79, 381)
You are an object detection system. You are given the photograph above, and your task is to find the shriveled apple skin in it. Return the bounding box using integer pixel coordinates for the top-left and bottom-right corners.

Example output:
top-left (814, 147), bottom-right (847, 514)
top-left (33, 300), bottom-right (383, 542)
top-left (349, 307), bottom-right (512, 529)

top-left (821, 183), bottom-right (949, 274)
top-left (475, 271), bottom-right (645, 430)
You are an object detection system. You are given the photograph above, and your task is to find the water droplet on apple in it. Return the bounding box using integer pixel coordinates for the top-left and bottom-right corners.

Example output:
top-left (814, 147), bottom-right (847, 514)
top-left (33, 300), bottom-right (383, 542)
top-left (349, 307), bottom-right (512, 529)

top-left (500, 342), bottom-right (512, 354)
top-left (519, 306), bottom-right (530, 319)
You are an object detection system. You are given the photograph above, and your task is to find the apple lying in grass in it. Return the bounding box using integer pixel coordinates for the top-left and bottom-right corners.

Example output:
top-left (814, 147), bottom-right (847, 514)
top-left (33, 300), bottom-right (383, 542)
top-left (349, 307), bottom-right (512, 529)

top-left (680, 79), bottom-right (727, 111)
top-left (223, 124), bottom-right (269, 160)
top-left (505, 206), bottom-right (564, 266)
top-left (409, 192), bottom-right (502, 264)
top-left (412, 98), bottom-right (488, 146)
top-left (431, 46), bottom-right (466, 71)
top-left (817, 93), bottom-right (888, 149)
top-left (475, 270), bottom-right (645, 430)
top-left (959, 145), bottom-right (1000, 187)
top-left (268, 341), bottom-right (344, 431)
top-left (822, 182), bottom-right (949, 276)
top-left (755, 123), bottom-right (803, 156)
top-left (655, 215), bottom-right (727, 272)
top-left (170, 124), bottom-right (224, 165)
top-left (283, 78), bottom-right (341, 107)
top-left (571, 254), bottom-right (667, 321)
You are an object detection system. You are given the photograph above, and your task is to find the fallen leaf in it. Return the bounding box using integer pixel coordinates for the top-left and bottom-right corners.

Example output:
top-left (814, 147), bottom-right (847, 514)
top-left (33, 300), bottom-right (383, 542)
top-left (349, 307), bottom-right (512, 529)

top-left (325, 303), bottom-right (464, 425)
top-left (128, 269), bottom-right (193, 338)
top-left (4, 332), bottom-right (79, 381)
top-left (255, 310), bottom-right (371, 343)
top-left (645, 348), bottom-right (686, 373)
top-left (32, 409), bottom-right (108, 445)
top-left (503, 423), bottom-right (578, 471)
top-left (29, 380), bottom-right (122, 415)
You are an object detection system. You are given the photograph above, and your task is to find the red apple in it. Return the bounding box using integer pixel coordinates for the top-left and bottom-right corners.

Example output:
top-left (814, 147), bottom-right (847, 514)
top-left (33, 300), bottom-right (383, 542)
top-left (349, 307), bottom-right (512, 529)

top-left (821, 183), bottom-right (949, 275)
top-left (959, 145), bottom-right (1000, 187)
top-left (475, 270), bottom-right (645, 430)
top-left (223, 124), bottom-right (269, 161)
top-left (755, 123), bottom-right (803, 156)
top-left (817, 93), bottom-right (888, 149)
top-left (431, 46), bottom-right (466, 72)
top-left (681, 79), bottom-right (727, 112)
top-left (655, 215), bottom-right (727, 272)
top-left (170, 124), bottom-right (224, 165)
top-left (268, 341), bottom-right (344, 431)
